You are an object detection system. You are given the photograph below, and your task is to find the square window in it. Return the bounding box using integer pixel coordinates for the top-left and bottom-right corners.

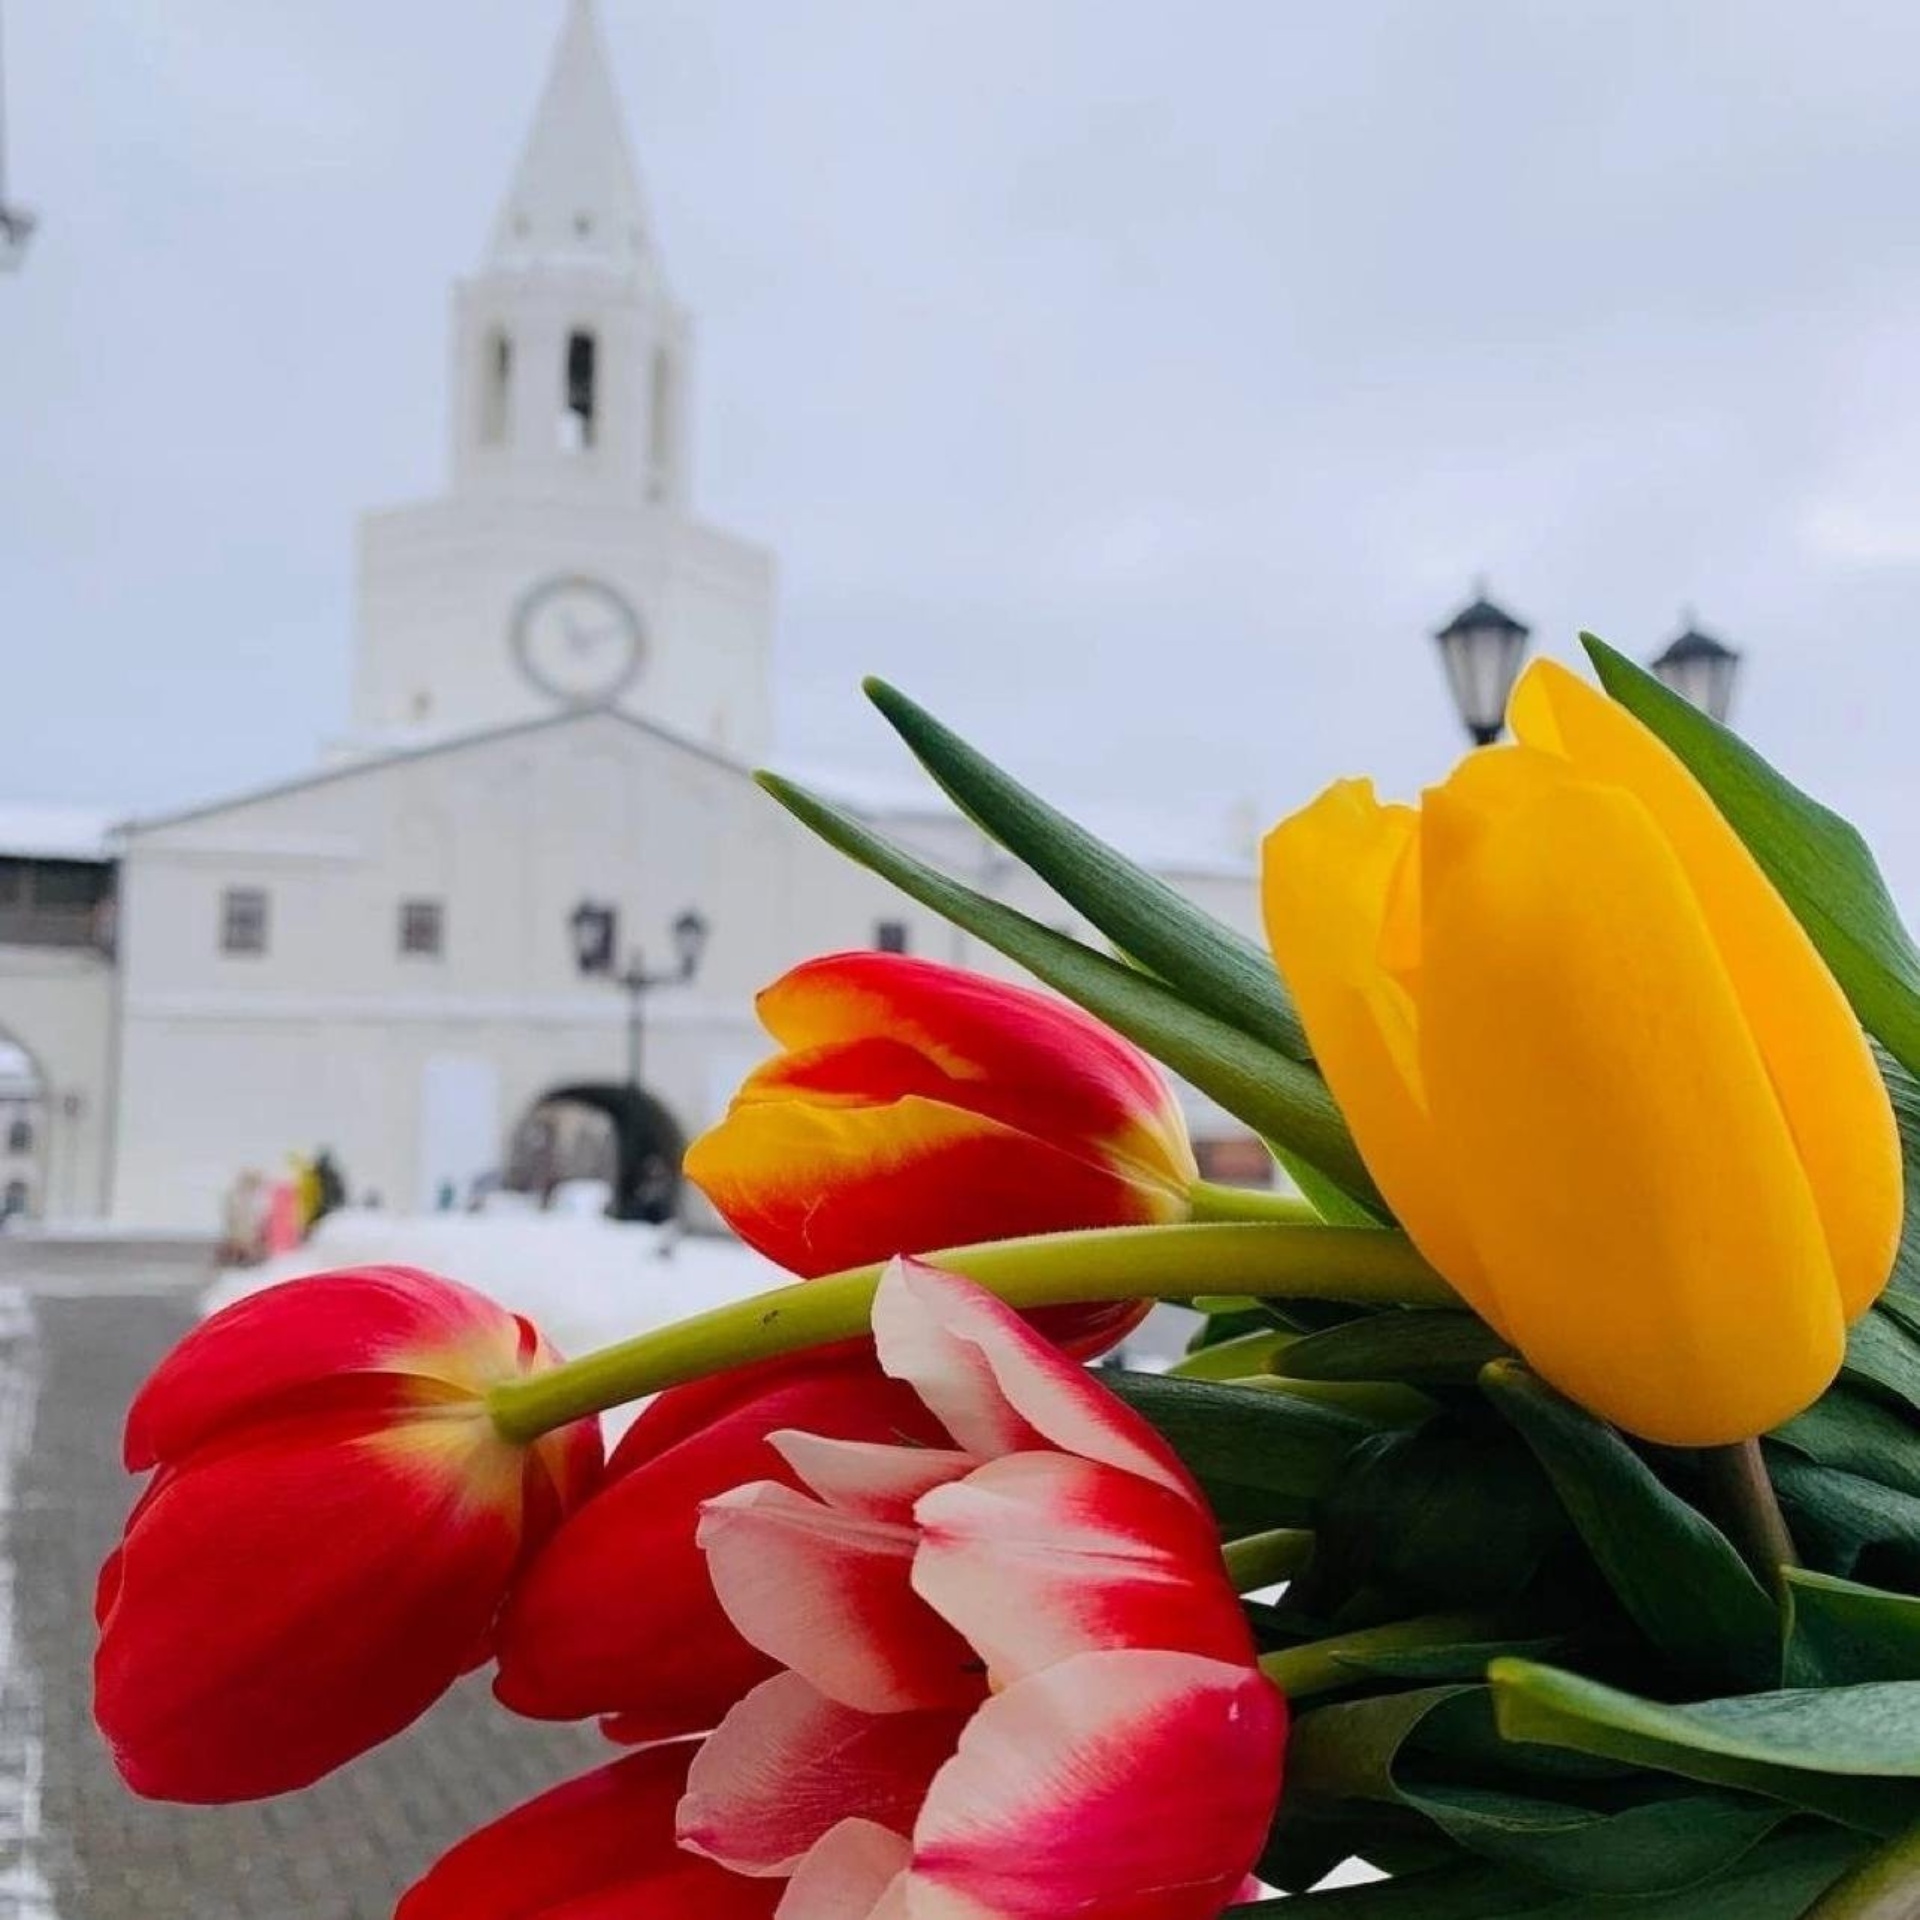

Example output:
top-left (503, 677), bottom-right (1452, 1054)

top-left (400, 898), bottom-right (444, 958)
top-left (220, 887), bottom-right (269, 957)
top-left (874, 919), bottom-right (909, 955)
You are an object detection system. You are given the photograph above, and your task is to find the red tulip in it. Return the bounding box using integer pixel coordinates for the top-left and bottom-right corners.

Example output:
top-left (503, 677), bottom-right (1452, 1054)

top-left (678, 1259), bottom-right (1287, 1917)
top-left (396, 1740), bottom-right (779, 1919)
top-left (492, 1347), bottom-right (948, 1742)
top-left (94, 1267), bottom-right (600, 1803)
top-left (684, 952), bottom-right (1199, 1350)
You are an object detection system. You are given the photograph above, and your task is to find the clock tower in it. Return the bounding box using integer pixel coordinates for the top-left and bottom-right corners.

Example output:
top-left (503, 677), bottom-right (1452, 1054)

top-left (350, 0), bottom-right (775, 755)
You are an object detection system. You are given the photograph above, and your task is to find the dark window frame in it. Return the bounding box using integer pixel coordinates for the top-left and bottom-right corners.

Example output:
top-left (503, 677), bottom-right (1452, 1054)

top-left (220, 886), bottom-right (270, 957)
top-left (399, 897), bottom-right (445, 959)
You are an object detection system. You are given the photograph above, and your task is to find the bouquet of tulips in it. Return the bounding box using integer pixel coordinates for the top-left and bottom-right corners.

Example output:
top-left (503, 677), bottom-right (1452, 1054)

top-left (93, 638), bottom-right (1920, 1918)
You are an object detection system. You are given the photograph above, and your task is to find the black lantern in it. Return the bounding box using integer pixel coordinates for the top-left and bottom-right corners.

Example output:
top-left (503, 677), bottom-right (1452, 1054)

top-left (0, 9), bottom-right (34, 275)
top-left (1650, 620), bottom-right (1742, 725)
top-left (569, 899), bottom-right (619, 977)
top-left (671, 906), bottom-right (711, 981)
top-left (1433, 591), bottom-right (1532, 747)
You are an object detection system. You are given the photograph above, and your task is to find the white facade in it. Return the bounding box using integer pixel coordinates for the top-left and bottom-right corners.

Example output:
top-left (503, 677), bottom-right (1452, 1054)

top-left (0, 1), bottom-right (1260, 1231)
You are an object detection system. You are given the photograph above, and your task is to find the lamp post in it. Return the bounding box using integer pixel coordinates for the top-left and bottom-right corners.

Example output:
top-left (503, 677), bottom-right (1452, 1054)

top-left (1433, 589), bottom-right (1532, 747)
top-left (0, 4), bottom-right (36, 273)
top-left (570, 903), bottom-right (710, 1091)
top-left (1650, 618), bottom-right (1742, 724)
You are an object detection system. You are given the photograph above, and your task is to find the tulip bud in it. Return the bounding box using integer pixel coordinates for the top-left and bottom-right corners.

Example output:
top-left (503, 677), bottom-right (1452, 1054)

top-left (684, 952), bottom-right (1199, 1349)
top-left (1262, 660), bottom-right (1903, 1446)
top-left (94, 1266), bottom-right (600, 1802)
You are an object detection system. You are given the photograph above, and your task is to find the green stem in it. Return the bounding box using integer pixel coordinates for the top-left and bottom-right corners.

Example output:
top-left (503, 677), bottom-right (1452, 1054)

top-left (488, 1221), bottom-right (1452, 1443)
top-left (1223, 1528), bottom-right (1315, 1592)
top-left (1259, 1610), bottom-right (1506, 1699)
top-left (1186, 1181), bottom-right (1322, 1227)
top-left (1701, 1437), bottom-right (1800, 1592)
top-left (1805, 1815), bottom-right (1920, 1920)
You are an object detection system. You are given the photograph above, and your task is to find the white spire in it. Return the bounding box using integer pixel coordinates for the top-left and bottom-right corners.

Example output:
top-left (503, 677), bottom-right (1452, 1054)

top-left (487, 0), bottom-right (652, 274)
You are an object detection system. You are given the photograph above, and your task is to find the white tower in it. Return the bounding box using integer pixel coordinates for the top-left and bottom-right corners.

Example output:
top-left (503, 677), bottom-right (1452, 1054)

top-left (351, 0), bottom-right (775, 753)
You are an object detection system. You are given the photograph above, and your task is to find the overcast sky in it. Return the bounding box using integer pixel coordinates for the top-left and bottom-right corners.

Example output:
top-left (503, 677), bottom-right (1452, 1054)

top-left (6, 3), bottom-right (1920, 895)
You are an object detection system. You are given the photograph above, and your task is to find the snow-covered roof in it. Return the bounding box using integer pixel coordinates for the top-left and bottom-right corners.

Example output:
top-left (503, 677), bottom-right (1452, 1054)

top-left (0, 804), bottom-right (120, 862)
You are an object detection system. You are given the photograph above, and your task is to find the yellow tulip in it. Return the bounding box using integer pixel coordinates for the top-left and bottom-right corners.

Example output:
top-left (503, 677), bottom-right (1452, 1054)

top-left (1261, 659), bottom-right (1902, 1446)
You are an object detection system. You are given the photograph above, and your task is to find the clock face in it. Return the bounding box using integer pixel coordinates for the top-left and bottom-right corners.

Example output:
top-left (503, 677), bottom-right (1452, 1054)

top-left (510, 575), bottom-right (645, 706)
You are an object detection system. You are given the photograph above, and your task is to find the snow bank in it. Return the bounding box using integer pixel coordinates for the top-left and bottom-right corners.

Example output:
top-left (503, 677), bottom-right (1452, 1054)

top-left (206, 1210), bottom-right (788, 1365)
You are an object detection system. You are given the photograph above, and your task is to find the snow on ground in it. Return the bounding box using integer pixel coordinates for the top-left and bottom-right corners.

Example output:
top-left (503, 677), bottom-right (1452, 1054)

top-left (207, 1208), bottom-right (789, 1368)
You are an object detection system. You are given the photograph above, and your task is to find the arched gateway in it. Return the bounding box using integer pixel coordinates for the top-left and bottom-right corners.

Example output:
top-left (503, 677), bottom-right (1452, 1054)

top-left (505, 1082), bottom-right (687, 1224)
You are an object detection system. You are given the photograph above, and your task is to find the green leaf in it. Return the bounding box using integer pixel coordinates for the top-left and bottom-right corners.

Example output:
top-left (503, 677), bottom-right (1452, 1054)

top-left (1872, 1049), bottom-right (1920, 1326)
top-left (1490, 1659), bottom-right (1920, 1834)
top-left (1771, 1388), bottom-right (1920, 1501)
top-left (1481, 1361), bottom-right (1779, 1688)
top-left (1166, 1327), bottom-right (1293, 1379)
top-left (1767, 1452), bottom-right (1920, 1584)
top-left (1104, 1370), bottom-right (1383, 1528)
top-left (1783, 1568), bottom-right (1920, 1687)
top-left (1287, 1685), bottom-right (1792, 1897)
top-left (862, 677), bottom-right (1312, 1060)
top-left (1279, 1310), bottom-right (1513, 1386)
top-left (1841, 1311), bottom-right (1920, 1416)
top-left (1309, 1414), bottom-right (1569, 1612)
top-left (1282, 1146), bottom-right (1389, 1227)
top-left (1265, 1826), bottom-right (1871, 1917)
top-left (1583, 634), bottom-right (1920, 1075)
top-left (756, 772), bottom-right (1382, 1211)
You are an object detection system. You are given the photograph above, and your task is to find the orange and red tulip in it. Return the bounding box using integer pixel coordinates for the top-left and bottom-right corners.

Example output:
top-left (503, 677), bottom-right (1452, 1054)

top-left (94, 1266), bottom-right (599, 1802)
top-left (685, 952), bottom-right (1199, 1350)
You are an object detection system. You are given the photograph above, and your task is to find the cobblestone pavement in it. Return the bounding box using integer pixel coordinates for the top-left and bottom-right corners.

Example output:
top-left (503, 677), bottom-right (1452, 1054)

top-left (4, 1280), bottom-right (609, 1920)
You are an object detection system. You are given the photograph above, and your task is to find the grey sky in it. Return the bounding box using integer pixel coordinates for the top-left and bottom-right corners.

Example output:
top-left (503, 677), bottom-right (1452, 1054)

top-left (5, 3), bottom-right (1920, 894)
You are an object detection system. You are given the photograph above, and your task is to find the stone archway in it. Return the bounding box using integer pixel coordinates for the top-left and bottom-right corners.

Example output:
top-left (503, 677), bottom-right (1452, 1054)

top-left (505, 1082), bottom-right (687, 1224)
top-left (0, 1032), bottom-right (48, 1225)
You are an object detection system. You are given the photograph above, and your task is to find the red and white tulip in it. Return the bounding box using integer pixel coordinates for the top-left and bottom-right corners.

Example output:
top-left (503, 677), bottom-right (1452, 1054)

top-left (677, 1258), bottom-right (1286, 1917)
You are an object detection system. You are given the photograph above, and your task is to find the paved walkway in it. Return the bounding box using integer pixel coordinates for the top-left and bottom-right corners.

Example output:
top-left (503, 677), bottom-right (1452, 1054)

top-left (2, 1275), bottom-right (608, 1919)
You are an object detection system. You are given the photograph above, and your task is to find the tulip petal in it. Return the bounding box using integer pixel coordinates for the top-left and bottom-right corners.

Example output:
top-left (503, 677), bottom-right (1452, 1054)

top-left (123, 1266), bottom-right (526, 1470)
top-left (1421, 772), bottom-right (1846, 1445)
top-left (778, 1821), bottom-right (913, 1920)
top-left (685, 1095), bottom-right (1182, 1282)
top-left (96, 1415), bottom-right (522, 1801)
top-left (770, 1432), bottom-right (975, 1521)
top-left (872, 1260), bottom-right (1196, 1499)
top-left (754, 952), bottom-right (1196, 1192)
top-left (396, 1743), bottom-right (780, 1919)
top-left (911, 1452), bottom-right (1252, 1685)
top-left (907, 1650), bottom-right (1286, 1920)
top-left (1512, 660), bottom-right (1902, 1317)
top-left (700, 1481), bottom-right (982, 1713)
top-left (680, 1672), bottom-right (967, 1877)
top-left (1261, 782), bottom-right (1488, 1304)
top-left (496, 1355), bottom-right (944, 1739)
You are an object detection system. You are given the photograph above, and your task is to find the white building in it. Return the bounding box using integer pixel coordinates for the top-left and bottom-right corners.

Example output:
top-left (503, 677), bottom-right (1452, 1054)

top-left (0, 1), bottom-right (1259, 1232)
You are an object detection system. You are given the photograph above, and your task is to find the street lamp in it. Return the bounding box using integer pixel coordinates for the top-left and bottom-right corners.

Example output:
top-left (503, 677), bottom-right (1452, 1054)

top-left (570, 902), bottom-right (710, 1091)
top-left (1433, 589), bottom-right (1532, 747)
top-left (0, 4), bottom-right (36, 273)
top-left (1650, 618), bottom-right (1742, 725)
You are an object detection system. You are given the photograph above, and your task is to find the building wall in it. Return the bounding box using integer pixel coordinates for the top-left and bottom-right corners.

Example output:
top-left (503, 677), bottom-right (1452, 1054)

top-left (111, 714), bottom-right (973, 1228)
top-left (0, 944), bottom-right (115, 1219)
